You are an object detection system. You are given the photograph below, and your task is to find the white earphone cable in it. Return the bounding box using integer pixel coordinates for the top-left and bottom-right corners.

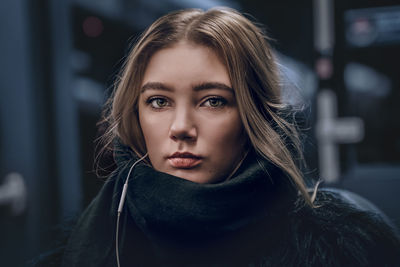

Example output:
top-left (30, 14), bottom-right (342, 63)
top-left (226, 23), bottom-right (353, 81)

top-left (116, 153), bottom-right (148, 267)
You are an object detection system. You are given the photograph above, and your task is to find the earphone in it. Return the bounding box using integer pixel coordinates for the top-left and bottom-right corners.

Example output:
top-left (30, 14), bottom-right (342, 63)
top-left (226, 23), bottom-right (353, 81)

top-left (116, 153), bottom-right (148, 267)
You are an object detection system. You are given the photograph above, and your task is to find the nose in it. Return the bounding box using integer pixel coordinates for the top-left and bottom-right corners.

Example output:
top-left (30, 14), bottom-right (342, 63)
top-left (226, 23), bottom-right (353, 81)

top-left (169, 108), bottom-right (197, 142)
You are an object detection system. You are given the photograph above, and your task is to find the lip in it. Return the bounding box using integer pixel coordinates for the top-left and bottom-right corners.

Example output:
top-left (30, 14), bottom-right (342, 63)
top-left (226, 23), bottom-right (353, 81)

top-left (167, 152), bottom-right (203, 169)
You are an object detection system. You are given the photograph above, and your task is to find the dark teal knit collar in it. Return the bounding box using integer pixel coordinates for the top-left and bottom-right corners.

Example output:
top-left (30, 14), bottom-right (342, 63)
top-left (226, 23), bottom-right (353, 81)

top-left (114, 140), bottom-right (297, 246)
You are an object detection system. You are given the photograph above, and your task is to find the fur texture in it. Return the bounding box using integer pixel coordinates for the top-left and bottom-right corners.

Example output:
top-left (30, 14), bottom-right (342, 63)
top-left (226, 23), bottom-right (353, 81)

top-left (29, 145), bottom-right (400, 266)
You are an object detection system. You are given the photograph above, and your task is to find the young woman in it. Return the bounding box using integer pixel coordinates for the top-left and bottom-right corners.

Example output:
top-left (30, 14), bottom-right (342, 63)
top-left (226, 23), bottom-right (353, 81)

top-left (35, 7), bottom-right (400, 267)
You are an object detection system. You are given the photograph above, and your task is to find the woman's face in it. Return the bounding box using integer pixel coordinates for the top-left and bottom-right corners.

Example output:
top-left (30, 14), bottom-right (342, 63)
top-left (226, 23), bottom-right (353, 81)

top-left (138, 41), bottom-right (246, 183)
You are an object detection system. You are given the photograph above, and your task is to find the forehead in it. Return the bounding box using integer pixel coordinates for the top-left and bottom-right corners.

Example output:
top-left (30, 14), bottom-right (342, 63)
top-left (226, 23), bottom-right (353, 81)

top-left (142, 41), bottom-right (231, 88)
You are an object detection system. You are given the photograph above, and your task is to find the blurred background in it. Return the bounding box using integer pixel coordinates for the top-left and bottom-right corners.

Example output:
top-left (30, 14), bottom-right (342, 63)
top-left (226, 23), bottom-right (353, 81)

top-left (0, 0), bottom-right (399, 266)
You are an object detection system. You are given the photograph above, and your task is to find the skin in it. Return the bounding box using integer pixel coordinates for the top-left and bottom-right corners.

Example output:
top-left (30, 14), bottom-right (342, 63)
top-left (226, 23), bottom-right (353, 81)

top-left (138, 41), bottom-right (246, 184)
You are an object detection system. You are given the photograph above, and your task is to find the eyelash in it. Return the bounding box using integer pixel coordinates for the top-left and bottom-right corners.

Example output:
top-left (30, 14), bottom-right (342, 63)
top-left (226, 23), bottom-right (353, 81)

top-left (147, 97), bottom-right (170, 109)
top-left (203, 97), bottom-right (227, 108)
top-left (146, 96), bottom-right (227, 110)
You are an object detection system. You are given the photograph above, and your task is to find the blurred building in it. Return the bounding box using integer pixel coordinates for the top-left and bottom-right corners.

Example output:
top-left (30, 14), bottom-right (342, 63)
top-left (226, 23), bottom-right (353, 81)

top-left (0, 0), bottom-right (399, 266)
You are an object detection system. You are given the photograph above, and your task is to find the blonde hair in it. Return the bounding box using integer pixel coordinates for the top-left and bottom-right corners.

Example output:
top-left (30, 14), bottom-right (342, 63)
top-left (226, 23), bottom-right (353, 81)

top-left (98, 7), bottom-right (315, 206)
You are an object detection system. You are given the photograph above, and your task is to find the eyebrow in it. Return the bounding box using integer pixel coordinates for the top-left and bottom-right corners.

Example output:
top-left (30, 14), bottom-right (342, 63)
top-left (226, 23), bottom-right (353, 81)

top-left (140, 82), bottom-right (233, 93)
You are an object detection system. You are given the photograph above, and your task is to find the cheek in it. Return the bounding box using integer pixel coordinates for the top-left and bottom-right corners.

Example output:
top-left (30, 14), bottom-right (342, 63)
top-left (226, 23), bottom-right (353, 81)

top-left (200, 115), bottom-right (245, 181)
top-left (138, 108), bottom-right (168, 155)
top-left (202, 112), bottom-right (245, 155)
top-left (139, 118), bottom-right (164, 170)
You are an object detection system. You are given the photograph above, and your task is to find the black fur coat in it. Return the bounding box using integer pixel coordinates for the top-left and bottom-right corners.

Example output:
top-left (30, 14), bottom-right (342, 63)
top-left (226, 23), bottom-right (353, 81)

top-left (31, 146), bottom-right (400, 267)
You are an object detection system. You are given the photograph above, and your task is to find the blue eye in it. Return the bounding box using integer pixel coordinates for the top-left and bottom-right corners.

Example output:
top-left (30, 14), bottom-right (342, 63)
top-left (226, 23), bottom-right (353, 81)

top-left (204, 97), bottom-right (227, 108)
top-left (148, 97), bottom-right (169, 109)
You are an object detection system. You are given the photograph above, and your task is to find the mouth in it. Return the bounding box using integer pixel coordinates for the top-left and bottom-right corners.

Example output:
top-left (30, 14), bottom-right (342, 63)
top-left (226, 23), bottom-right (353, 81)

top-left (167, 152), bottom-right (203, 169)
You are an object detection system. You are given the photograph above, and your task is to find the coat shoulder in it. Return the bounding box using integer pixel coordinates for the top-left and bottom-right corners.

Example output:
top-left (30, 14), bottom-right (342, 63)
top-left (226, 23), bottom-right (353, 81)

top-left (281, 189), bottom-right (400, 266)
top-left (27, 247), bottom-right (65, 267)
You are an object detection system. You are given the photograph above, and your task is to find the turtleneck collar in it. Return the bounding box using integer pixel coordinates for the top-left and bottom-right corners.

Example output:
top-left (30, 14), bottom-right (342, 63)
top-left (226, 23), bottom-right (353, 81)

top-left (61, 139), bottom-right (298, 266)
top-left (113, 139), bottom-right (297, 246)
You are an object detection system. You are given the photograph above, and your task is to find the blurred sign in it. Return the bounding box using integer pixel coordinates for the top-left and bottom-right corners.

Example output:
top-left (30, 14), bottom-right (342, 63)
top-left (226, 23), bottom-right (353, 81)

top-left (0, 173), bottom-right (26, 216)
top-left (316, 89), bottom-right (365, 183)
top-left (345, 5), bottom-right (400, 47)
